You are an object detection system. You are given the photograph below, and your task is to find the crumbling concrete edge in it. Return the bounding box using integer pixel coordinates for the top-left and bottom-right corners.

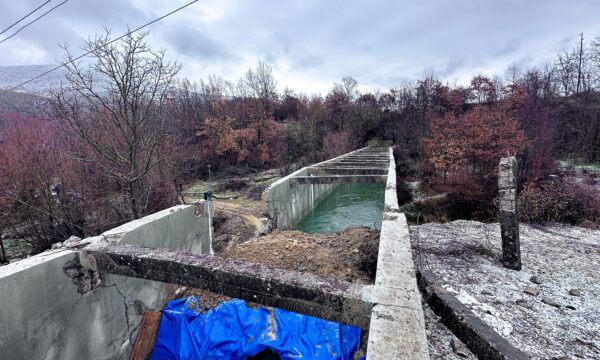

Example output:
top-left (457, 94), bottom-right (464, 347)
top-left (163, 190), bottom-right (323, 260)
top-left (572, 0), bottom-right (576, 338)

top-left (417, 270), bottom-right (530, 360)
top-left (365, 147), bottom-right (430, 360)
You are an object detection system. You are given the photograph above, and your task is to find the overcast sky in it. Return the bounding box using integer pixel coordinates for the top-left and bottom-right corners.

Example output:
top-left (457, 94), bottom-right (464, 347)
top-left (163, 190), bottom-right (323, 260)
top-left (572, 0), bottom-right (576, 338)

top-left (1, 0), bottom-right (599, 95)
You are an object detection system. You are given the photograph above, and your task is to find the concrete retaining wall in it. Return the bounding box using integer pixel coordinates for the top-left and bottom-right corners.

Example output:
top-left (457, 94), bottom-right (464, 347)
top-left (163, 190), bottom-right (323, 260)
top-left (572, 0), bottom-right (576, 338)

top-left (264, 148), bottom-right (366, 229)
top-left (366, 147), bottom-right (430, 360)
top-left (0, 203), bottom-right (213, 360)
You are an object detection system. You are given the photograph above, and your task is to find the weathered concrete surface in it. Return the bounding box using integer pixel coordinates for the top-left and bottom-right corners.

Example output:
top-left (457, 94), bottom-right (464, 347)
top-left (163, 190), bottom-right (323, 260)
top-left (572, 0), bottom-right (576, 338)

top-left (0, 249), bottom-right (176, 360)
top-left (264, 147), bottom-right (367, 229)
top-left (498, 156), bottom-right (521, 270)
top-left (307, 167), bottom-right (388, 176)
top-left (265, 146), bottom-right (392, 229)
top-left (81, 236), bottom-right (431, 340)
top-left (384, 147), bottom-right (400, 212)
top-left (104, 203), bottom-right (213, 254)
top-left (418, 271), bottom-right (530, 360)
top-left (82, 241), bottom-right (373, 330)
top-left (0, 203), bottom-right (213, 360)
top-left (410, 220), bottom-right (600, 359)
top-left (365, 146), bottom-right (430, 360)
top-left (366, 212), bottom-right (430, 360)
top-left (289, 174), bottom-right (387, 185)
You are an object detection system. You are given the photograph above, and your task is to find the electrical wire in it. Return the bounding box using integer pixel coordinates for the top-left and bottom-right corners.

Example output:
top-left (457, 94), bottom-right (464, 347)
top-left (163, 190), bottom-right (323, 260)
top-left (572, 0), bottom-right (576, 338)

top-left (0, 0), bottom-right (198, 96)
top-left (0, 0), bottom-right (68, 45)
top-left (0, 0), bottom-right (52, 36)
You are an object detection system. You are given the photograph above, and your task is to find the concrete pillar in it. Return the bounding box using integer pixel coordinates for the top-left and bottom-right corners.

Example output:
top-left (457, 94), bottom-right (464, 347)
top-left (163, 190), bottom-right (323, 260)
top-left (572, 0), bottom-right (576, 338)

top-left (498, 156), bottom-right (521, 270)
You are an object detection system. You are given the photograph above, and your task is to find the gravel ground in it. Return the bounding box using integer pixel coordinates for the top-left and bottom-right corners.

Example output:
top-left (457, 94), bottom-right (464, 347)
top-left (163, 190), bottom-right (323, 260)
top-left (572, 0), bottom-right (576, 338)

top-left (422, 303), bottom-right (476, 359)
top-left (410, 220), bottom-right (600, 359)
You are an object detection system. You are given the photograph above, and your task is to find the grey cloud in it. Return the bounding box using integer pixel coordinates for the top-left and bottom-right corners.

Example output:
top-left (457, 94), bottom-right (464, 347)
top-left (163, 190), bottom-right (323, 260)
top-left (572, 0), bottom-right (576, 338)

top-left (292, 55), bottom-right (323, 70)
top-left (1, 0), bottom-right (600, 93)
top-left (162, 23), bottom-right (237, 61)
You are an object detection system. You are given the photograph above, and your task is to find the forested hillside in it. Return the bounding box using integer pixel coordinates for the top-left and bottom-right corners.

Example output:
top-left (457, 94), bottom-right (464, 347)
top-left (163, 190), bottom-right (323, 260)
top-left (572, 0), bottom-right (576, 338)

top-left (1, 31), bottom-right (600, 260)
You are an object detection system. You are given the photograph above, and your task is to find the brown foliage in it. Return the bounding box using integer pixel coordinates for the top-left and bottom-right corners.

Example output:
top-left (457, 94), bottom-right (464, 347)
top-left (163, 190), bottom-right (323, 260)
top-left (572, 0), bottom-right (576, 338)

top-left (519, 179), bottom-right (600, 227)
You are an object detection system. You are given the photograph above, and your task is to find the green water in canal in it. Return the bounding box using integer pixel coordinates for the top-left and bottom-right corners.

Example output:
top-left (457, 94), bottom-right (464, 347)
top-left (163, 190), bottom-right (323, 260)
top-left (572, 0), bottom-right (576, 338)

top-left (294, 183), bottom-right (386, 234)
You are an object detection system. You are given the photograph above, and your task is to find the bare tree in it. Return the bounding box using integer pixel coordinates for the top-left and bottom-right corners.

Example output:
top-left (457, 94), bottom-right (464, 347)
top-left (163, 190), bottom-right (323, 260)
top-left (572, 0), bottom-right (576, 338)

top-left (52, 30), bottom-right (181, 220)
top-left (334, 76), bottom-right (359, 102)
top-left (242, 61), bottom-right (278, 118)
top-left (555, 50), bottom-right (578, 98)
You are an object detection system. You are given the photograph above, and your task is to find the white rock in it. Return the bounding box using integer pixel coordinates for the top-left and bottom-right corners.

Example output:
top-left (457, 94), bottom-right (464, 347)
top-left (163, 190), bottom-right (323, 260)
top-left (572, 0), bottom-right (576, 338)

top-left (443, 284), bottom-right (458, 295)
top-left (63, 236), bottom-right (82, 247)
top-left (456, 289), bottom-right (480, 306)
top-left (481, 313), bottom-right (514, 337)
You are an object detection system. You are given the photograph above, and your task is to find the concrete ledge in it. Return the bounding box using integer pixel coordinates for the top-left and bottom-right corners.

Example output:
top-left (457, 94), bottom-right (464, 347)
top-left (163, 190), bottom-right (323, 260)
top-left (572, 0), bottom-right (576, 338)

top-left (327, 161), bottom-right (389, 167)
top-left (366, 304), bottom-right (430, 360)
top-left (365, 146), bottom-right (430, 360)
top-left (417, 270), bottom-right (529, 360)
top-left (82, 242), bottom-right (372, 330)
top-left (307, 167), bottom-right (388, 176)
top-left (289, 175), bottom-right (388, 185)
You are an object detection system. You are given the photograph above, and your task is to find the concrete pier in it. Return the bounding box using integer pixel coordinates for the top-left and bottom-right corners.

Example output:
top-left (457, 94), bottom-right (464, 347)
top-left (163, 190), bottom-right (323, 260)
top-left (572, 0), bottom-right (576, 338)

top-left (498, 156), bottom-right (521, 271)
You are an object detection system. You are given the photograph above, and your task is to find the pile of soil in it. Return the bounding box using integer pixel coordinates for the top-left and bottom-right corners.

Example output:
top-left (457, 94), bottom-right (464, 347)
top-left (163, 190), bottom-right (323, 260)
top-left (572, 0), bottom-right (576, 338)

top-left (219, 227), bottom-right (380, 284)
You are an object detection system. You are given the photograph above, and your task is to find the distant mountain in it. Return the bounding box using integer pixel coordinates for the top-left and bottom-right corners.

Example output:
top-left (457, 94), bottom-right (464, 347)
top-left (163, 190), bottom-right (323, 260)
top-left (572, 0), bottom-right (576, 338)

top-left (0, 64), bottom-right (67, 95)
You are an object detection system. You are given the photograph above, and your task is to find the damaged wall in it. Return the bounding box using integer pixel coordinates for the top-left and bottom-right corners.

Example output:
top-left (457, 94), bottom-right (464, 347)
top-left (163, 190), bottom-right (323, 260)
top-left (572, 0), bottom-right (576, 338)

top-left (0, 203), bottom-right (213, 360)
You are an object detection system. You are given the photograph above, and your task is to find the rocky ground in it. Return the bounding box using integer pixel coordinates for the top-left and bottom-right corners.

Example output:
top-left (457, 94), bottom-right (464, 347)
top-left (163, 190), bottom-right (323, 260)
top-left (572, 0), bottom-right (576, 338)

top-left (423, 304), bottom-right (476, 359)
top-left (410, 220), bottom-right (600, 359)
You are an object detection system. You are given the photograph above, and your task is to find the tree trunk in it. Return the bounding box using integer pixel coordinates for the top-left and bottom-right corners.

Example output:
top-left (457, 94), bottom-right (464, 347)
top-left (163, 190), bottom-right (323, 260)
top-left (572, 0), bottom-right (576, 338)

top-left (0, 237), bottom-right (8, 265)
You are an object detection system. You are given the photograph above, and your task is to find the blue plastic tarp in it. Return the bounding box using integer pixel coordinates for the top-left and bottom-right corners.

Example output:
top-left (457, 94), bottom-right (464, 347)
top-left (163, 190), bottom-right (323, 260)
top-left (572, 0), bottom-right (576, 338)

top-left (150, 296), bottom-right (362, 360)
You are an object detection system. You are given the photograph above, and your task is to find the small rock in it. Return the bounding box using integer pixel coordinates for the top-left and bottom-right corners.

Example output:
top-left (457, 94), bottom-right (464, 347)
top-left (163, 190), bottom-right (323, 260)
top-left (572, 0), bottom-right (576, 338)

top-left (569, 288), bottom-right (581, 297)
top-left (352, 248), bottom-right (359, 254)
top-left (542, 297), bottom-right (560, 308)
top-left (451, 338), bottom-right (469, 357)
top-left (481, 313), bottom-right (513, 336)
top-left (456, 290), bottom-right (479, 306)
top-left (530, 275), bottom-right (543, 284)
top-left (51, 242), bottom-right (63, 249)
top-left (174, 287), bottom-right (187, 296)
top-left (524, 285), bottom-right (539, 296)
top-left (63, 236), bottom-right (82, 248)
top-left (316, 239), bottom-right (324, 244)
top-left (481, 289), bottom-right (493, 296)
top-left (256, 218), bottom-right (272, 236)
top-left (516, 298), bottom-right (527, 306)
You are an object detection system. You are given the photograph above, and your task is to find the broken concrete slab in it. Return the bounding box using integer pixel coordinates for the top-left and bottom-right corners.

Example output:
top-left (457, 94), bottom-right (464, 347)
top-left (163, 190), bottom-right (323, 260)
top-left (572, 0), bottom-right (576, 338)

top-left (81, 241), bottom-right (372, 330)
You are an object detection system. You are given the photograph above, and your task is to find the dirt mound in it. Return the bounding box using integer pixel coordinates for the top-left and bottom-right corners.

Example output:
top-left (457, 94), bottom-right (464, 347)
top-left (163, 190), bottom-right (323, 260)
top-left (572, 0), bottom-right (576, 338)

top-left (220, 227), bottom-right (379, 284)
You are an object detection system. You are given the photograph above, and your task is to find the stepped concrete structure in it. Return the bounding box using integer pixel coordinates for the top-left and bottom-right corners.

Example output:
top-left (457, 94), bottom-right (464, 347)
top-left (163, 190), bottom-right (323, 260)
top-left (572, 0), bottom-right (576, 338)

top-left (0, 143), bottom-right (430, 359)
